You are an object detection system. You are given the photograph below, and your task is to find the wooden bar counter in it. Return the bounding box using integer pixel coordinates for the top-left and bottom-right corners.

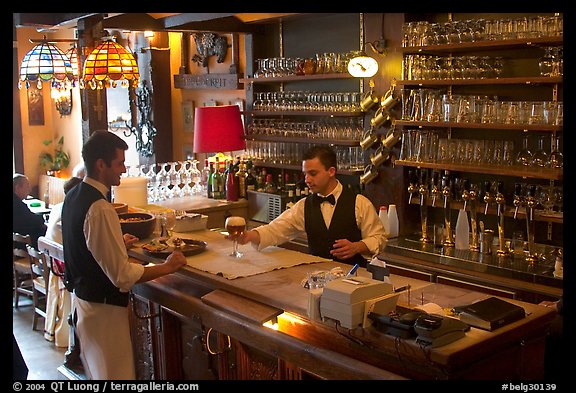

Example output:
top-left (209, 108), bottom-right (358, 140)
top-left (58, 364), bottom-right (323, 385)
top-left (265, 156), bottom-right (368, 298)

top-left (127, 229), bottom-right (555, 380)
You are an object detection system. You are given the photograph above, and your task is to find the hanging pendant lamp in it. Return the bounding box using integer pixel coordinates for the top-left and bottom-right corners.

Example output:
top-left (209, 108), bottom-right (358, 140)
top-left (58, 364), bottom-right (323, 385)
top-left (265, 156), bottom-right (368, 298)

top-left (65, 46), bottom-right (81, 80)
top-left (18, 41), bottom-right (74, 90)
top-left (82, 36), bottom-right (140, 90)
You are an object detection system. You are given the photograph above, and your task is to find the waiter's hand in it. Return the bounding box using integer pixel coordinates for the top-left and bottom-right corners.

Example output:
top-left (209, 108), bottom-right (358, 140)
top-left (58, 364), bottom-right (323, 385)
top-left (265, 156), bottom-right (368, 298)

top-left (233, 230), bottom-right (260, 246)
top-left (330, 239), bottom-right (367, 260)
top-left (123, 233), bottom-right (140, 248)
top-left (164, 250), bottom-right (187, 273)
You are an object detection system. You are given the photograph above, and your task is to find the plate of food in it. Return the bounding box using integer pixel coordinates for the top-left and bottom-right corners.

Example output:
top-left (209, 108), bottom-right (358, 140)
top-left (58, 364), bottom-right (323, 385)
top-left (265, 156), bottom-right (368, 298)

top-left (141, 237), bottom-right (207, 257)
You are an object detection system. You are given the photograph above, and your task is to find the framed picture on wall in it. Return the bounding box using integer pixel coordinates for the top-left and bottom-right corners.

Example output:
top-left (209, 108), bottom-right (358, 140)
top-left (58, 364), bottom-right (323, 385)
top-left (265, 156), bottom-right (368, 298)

top-left (182, 100), bottom-right (194, 132)
top-left (27, 85), bottom-right (45, 126)
top-left (183, 144), bottom-right (194, 160)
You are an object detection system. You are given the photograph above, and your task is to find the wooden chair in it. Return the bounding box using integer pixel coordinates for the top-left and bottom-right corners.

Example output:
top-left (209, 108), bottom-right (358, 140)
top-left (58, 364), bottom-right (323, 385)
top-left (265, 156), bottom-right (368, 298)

top-left (26, 244), bottom-right (50, 331)
top-left (12, 233), bottom-right (33, 308)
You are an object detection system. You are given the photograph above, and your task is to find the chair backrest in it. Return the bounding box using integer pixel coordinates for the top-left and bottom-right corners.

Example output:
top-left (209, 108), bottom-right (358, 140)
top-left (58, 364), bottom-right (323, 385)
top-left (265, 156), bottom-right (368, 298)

top-left (13, 233), bottom-right (32, 260)
top-left (37, 236), bottom-right (65, 277)
top-left (26, 244), bottom-right (49, 291)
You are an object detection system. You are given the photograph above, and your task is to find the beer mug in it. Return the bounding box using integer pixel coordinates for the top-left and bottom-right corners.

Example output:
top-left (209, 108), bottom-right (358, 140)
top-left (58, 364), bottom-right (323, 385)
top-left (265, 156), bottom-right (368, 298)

top-left (380, 88), bottom-right (401, 112)
top-left (371, 106), bottom-right (392, 129)
top-left (360, 165), bottom-right (379, 184)
top-left (360, 129), bottom-right (379, 150)
top-left (370, 145), bottom-right (390, 167)
top-left (360, 90), bottom-right (379, 112)
top-left (382, 127), bottom-right (401, 149)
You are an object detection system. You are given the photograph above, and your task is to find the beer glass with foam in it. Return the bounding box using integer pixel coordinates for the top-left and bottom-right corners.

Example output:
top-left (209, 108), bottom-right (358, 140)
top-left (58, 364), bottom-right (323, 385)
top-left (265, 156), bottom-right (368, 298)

top-left (225, 216), bottom-right (246, 258)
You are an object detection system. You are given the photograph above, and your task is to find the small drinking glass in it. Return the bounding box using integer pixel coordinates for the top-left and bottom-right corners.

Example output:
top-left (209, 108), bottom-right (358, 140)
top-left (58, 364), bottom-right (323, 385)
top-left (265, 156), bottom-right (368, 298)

top-left (225, 216), bottom-right (246, 258)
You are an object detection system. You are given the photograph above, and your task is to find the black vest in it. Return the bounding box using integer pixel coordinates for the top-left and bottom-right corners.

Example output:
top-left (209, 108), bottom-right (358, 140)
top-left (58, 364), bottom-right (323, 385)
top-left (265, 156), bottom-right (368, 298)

top-left (62, 182), bottom-right (129, 307)
top-left (304, 187), bottom-right (366, 267)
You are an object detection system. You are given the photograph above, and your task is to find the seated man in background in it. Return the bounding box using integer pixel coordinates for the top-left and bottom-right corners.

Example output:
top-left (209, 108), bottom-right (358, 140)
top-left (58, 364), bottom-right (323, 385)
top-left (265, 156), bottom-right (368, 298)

top-left (13, 173), bottom-right (46, 249)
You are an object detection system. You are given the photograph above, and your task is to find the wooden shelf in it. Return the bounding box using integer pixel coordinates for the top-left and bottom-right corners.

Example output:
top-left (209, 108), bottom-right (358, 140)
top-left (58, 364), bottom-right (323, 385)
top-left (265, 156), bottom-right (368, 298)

top-left (246, 135), bottom-right (360, 147)
top-left (401, 36), bottom-right (563, 54)
top-left (394, 160), bottom-right (562, 181)
top-left (394, 120), bottom-right (563, 132)
top-left (241, 73), bottom-right (354, 83)
top-left (247, 110), bottom-right (363, 117)
top-left (409, 196), bottom-right (563, 224)
top-left (397, 76), bottom-right (563, 87)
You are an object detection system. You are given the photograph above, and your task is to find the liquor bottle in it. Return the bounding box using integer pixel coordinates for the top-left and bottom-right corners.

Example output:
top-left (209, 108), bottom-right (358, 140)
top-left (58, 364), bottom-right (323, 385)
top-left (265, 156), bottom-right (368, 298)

top-left (237, 160), bottom-right (247, 199)
top-left (245, 160), bottom-right (257, 193)
top-left (201, 158), bottom-right (210, 193)
top-left (285, 185), bottom-right (296, 210)
top-left (277, 173), bottom-right (285, 192)
top-left (226, 161), bottom-right (239, 201)
top-left (212, 157), bottom-right (224, 199)
top-left (264, 173), bottom-right (277, 194)
top-left (206, 161), bottom-right (214, 198)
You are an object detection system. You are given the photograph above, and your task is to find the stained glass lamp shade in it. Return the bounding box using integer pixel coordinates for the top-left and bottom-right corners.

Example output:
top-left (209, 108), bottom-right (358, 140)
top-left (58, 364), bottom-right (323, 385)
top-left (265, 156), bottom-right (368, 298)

top-left (18, 42), bottom-right (74, 90)
top-left (82, 37), bottom-right (140, 89)
top-left (65, 46), bottom-right (81, 80)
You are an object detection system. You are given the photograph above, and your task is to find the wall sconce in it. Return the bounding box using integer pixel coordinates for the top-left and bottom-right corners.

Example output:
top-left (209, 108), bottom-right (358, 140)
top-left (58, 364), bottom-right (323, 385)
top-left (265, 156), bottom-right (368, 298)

top-left (51, 88), bottom-right (73, 117)
top-left (347, 50), bottom-right (378, 78)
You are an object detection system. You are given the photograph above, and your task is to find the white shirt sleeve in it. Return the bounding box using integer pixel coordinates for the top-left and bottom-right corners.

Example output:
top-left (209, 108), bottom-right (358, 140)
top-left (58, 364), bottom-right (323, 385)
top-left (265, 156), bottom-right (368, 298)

top-left (354, 194), bottom-right (388, 257)
top-left (84, 199), bottom-right (144, 292)
top-left (254, 197), bottom-right (307, 250)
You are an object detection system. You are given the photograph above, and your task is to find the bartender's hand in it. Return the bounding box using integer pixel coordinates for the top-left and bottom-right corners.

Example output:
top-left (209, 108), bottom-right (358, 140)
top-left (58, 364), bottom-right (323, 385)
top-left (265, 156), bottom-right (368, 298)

top-left (232, 229), bottom-right (260, 246)
top-left (164, 250), bottom-right (187, 272)
top-left (123, 233), bottom-right (140, 248)
top-left (330, 239), bottom-right (368, 260)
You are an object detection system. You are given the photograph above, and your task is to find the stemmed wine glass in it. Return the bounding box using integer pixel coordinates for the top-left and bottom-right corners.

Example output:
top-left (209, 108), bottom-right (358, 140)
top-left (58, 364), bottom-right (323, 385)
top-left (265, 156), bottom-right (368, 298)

top-left (160, 210), bottom-right (177, 240)
top-left (225, 216), bottom-right (246, 258)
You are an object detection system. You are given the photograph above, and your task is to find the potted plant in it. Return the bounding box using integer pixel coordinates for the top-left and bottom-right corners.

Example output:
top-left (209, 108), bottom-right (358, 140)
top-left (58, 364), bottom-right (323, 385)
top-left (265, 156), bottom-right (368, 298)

top-left (39, 136), bottom-right (70, 177)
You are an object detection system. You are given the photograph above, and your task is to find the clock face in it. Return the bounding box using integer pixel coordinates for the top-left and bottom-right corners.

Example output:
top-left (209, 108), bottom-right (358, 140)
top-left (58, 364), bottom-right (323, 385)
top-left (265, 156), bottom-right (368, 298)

top-left (347, 56), bottom-right (378, 77)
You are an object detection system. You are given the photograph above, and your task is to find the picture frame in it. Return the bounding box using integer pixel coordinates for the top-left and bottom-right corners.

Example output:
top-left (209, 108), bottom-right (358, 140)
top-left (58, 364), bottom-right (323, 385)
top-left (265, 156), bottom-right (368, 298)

top-left (182, 100), bottom-right (194, 132)
top-left (203, 99), bottom-right (218, 107)
top-left (27, 85), bottom-right (45, 126)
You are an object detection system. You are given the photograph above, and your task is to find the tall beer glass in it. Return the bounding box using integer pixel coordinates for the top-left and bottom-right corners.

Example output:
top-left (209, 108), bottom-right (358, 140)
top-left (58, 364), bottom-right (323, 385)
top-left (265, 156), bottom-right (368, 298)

top-left (225, 216), bottom-right (246, 258)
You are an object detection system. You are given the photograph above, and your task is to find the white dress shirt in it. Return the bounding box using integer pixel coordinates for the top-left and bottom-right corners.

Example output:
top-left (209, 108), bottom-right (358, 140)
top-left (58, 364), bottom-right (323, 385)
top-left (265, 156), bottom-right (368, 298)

top-left (254, 181), bottom-right (387, 258)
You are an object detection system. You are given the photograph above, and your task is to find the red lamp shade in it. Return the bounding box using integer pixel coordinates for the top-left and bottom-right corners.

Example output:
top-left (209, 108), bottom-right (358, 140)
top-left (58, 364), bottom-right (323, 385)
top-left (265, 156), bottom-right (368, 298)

top-left (193, 105), bottom-right (246, 153)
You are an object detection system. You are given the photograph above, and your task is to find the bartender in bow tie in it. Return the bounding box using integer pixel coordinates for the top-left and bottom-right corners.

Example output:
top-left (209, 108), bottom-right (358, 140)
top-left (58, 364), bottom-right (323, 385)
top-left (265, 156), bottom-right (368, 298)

top-left (235, 145), bottom-right (387, 267)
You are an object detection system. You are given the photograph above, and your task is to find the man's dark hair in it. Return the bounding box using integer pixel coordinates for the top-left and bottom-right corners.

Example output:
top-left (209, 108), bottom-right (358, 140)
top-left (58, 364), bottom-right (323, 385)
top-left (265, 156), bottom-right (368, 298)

top-left (82, 131), bottom-right (128, 176)
top-left (63, 176), bottom-right (83, 194)
top-left (303, 145), bottom-right (338, 171)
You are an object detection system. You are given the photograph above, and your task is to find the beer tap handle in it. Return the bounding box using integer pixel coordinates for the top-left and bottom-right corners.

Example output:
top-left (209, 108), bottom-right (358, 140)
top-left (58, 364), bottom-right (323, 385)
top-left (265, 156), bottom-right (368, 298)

top-left (513, 182), bottom-right (523, 219)
top-left (496, 180), bottom-right (505, 217)
top-left (430, 170), bottom-right (439, 207)
top-left (407, 169), bottom-right (417, 204)
top-left (483, 180), bottom-right (492, 215)
top-left (462, 178), bottom-right (470, 211)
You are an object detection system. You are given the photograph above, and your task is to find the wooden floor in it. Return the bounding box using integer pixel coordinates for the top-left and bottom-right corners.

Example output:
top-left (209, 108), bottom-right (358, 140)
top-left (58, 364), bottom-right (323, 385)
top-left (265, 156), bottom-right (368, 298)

top-left (13, 297), bottom-right (68, 380)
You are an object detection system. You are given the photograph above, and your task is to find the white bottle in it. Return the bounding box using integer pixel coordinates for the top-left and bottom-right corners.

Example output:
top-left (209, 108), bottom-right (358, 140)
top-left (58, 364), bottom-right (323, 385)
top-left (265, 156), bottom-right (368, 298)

top-left (455, 208), bottom-right (470, 250)
top-left (387, 204), bottom-right (399, 238)
top-left (379, 206), bottom-right (390, 235)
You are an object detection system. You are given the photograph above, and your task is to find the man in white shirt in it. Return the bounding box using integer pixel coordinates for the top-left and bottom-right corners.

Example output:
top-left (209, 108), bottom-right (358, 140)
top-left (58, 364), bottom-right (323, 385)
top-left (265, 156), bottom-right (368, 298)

top-left (235, 145), bottom-right (387, 267)
top-left (62, 131), bottom-right (187, 379)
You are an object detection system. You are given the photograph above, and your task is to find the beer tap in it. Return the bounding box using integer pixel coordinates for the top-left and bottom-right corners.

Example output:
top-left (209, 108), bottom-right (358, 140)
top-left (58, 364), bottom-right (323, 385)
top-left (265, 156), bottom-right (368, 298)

top-left (418, 169), bottom-right (431, 243)
top-left (513, 183), bottom-right (524, 220)
top-left (430, 170), bottom-right (440, 207)
top-left (407, 169), bottom-right (418, 204)
top-left (483, 180), bottom-right (495, 215)
top-left (495, 181), bottom-right (508, 256)
top-left (525, 184), bottom-right (538, 263)
top-left (462, 179), bottom-right (479, 252)
top-left (441, 172), bottom-right (455, 247)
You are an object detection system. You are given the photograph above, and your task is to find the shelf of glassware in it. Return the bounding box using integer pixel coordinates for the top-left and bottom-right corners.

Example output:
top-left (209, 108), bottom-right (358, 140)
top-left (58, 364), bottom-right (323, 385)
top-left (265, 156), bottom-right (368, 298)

top-left (396, 76), bottom-right (563, 87)
top-left (408, 196), bottom-right (562, 225)
top-left (394, 159), bottom-right (562, 181)
top-left (246, 134), bottom-right (360, 147)
top-left (250, 160), bottom-right (364, 176)
top-left (394, 120), bottom-right (562, 132)
top-left (247, 110), bottom-right (363, 117)
top-left (400, 36), bottom-right (563, 55)
top-left (241, 73), bottom-right (354, 84)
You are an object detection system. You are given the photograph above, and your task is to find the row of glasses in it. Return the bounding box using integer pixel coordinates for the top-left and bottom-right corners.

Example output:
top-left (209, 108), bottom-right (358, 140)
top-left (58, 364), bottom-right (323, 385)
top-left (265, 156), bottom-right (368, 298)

top-left (143, 160), bottom-right (202, 202)
top-left (247, 118), bottom-right (363, 141)
top-left (253, 91), bottom-right (362, 113)
top-left (245, 140), bottom-right (364, 171)
top-left (402, 15), bottom-right (563, 47)
top-left (403, 55), bottom-right (504, 80)
top-left (253, 52), bottom-right (353, 78)
top-left (516, 134), bottom-right (563, 168)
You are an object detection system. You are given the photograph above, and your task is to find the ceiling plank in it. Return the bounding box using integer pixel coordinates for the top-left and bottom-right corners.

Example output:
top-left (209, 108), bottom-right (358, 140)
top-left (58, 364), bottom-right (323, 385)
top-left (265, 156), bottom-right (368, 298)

top-left (102, 13), bottom-right (164, 31)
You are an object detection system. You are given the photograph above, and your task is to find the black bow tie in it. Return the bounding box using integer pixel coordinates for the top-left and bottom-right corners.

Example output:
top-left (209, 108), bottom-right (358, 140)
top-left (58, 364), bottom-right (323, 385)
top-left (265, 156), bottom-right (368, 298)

top-left (314, 193), bottom-right (336, 206)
